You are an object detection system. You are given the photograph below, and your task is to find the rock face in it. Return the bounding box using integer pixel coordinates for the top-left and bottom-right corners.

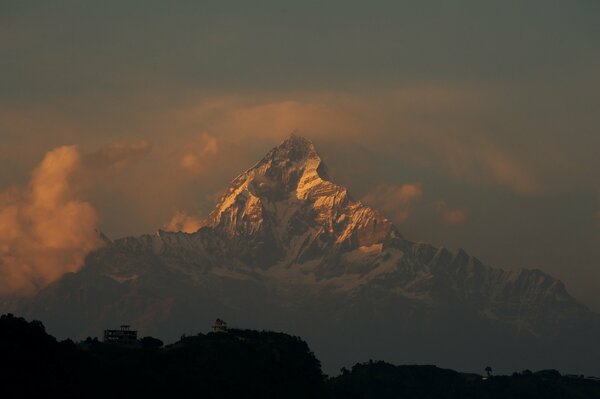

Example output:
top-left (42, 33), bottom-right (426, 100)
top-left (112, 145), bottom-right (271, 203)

top-left (3, 134), bottom-right (599, 374)
top-left (201, 134), bottom-right (397, 270)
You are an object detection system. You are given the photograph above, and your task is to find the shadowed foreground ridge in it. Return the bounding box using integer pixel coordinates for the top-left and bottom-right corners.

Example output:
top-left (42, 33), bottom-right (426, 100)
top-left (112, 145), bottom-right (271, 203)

top-left (2, 314), bottom-right (600, 399)
top-left (0, 314), bottom-right (325, 399)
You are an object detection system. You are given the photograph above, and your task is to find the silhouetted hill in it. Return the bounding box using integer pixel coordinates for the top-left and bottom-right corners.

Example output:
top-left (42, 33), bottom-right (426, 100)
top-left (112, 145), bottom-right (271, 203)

top-left (0, 314), bottom-right (86, 398)
top-left (1, 314), bottom-right (599, 399)
top-left (328, 361), bottom-right (600, 399)
top-left (0, 314), bottom-right (325, 398)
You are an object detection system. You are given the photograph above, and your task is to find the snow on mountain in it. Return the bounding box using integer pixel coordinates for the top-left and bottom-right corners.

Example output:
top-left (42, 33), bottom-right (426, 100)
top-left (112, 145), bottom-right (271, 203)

top-left (3, 133), bottom-right (598, 374)
top-left (64, 134), bottom-right (589, 333)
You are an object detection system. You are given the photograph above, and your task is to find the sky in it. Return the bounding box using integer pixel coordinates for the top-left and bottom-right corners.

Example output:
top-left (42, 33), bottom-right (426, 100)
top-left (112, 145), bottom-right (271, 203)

top-left (1, 1), bottom-right (599, 306)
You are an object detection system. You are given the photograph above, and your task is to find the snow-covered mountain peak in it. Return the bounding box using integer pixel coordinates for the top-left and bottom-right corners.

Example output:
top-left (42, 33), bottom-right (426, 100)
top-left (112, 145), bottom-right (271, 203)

top-left (268, 132), bottom-right (319, 162)
top-left (245, 133), bottom-right (331, 198)
top-left (199, 134), bottom-right (397, 263)
top-left (204, 135), bottom-right (337, 222)
top-left (7, 133), bottom-right (598, 375)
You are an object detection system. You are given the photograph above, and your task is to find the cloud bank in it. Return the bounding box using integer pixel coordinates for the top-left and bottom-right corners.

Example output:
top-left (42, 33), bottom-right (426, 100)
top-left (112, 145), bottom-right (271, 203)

top-left (0, 146), bottom-right (102, 295)
top-left (0, 142), bottom-right (152, 296)
top-left (435, 200), bottom-right (467, 227)
top-left (362, 184), bottom-right (423, 224)
top-left (180, 133), bottom-right (219, 174)
top-left (164, 211), bottom-right (203, 233)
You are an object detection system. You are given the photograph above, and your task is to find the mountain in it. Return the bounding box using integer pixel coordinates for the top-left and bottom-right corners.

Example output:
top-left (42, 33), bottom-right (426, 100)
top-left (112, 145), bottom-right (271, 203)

top-left (2, 134), bottom-right (599, 374)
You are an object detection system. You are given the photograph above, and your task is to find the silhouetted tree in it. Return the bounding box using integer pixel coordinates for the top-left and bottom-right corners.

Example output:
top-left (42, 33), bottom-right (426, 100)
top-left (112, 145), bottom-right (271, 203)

top-left (140, 336), bottom-right (163, 349)
top-left (3, 314), bottom-right (600, 399)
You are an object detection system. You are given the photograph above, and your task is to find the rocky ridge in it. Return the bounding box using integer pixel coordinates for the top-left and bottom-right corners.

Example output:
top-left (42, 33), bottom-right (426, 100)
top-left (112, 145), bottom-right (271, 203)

top-left (93, 135), bottom-right (589, 334)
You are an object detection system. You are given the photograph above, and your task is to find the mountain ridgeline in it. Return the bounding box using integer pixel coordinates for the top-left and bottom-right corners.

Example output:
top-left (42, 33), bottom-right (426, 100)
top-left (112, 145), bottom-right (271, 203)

top-left (2, 134), bottom-right (599, 374)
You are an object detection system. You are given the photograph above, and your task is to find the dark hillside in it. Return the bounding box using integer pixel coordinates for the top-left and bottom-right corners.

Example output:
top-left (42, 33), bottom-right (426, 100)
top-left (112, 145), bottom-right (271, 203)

top-left (327, 361), bottom-right (600, 399)
top-left (0, 314), bottom-right (325, 399)
top-left (1, 314), bottom-right (600, 399)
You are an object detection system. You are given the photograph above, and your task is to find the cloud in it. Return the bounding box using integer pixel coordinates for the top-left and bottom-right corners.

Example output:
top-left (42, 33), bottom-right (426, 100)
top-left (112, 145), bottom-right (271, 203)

top-left (163, 211), bottom-right (203, 233)
top-left (170, 95), bottom-right (365, 141)
top-left (180, 133), bottom-right (219, 174)
top-left (480, 149), bottom-right (539, 195)
top-left (0, 146), bottom-right (102, 296)
top-left (431, 138), bottom-right (540, 195)
top-left (362, 184), bottom-right (423, 223)
top-left (435, 200), bottom-right (467, 227)
top-left (84, 140), bottom-right (152, 173)
top-left (0, 141), bottom-right (152, 296)
top-left (0, 87), bottom-right (549, 243)
top-left (224, 99), bottom-right (362, 138)
top-left (167, 90), bottom-right (541, 196)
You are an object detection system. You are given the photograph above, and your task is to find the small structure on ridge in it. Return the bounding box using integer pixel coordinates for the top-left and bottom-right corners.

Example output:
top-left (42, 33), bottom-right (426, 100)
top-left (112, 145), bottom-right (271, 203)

top-left (212, 318), bottom-right (228, 333)
top-left (104, 325), bottom-right (138, 346)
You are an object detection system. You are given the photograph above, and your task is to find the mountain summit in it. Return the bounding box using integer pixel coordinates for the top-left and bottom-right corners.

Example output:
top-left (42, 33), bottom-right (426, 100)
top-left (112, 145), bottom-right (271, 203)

top-left (201, 134), bottom-right (397, 272)
top-left (3, 134), bottom-right (599, 375)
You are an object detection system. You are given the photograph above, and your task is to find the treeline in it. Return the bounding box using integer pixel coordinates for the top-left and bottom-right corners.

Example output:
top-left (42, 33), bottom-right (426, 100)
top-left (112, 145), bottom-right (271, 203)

top-left (332, 361), bottom-right (600, 399)
top-left (1, 314), bottom-right (599, 399)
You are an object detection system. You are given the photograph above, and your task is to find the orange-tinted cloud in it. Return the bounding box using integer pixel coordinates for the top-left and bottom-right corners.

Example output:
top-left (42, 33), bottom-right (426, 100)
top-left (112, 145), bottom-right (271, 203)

top-left (435, 200), bottom-right (467, 227)
top-left (180, 133), bottom-right (219, 174)
top-left (362, 183), bottom-right (423, 223)
top-left (166, 90), bottom-right (541, 196)
top-left (0, 146), bottom-right (102, 296)
top-left (164, 211), bottom-right (203, 233)
top-left (170, 95), bottom-right (364, 141)
top-left (0, 87), bottom-right (545, 244)
top-left (84, 140), bottom-right (152, 173)
top-left (224, 99), bottom-right (362, 138)
top-left (462, 144), bottom-right (539, 195)
top-left (397, 133), bottom-right (540, 196)
top-left (0, 141), bottom-right (153, 296)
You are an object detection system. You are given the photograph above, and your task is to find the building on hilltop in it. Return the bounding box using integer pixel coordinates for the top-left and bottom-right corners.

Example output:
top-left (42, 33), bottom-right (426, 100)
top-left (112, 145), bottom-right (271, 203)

top-left (104, 325), bottom-right (138, 346)
top-left (212, 318), bottom-right (228, 333)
